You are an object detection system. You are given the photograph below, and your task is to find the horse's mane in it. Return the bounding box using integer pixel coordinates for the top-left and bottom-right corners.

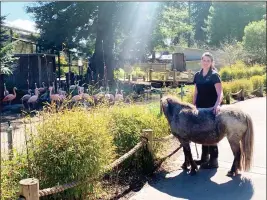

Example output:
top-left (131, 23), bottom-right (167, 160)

top-left (162, 95), bottom-right (196, 110)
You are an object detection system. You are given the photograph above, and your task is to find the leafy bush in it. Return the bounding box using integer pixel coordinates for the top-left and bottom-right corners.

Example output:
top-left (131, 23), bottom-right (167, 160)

top-left (263, 74), bottom-right (266, 87)
top-left (219, 61), bottom-right (265, 81)
top-left (31, 108), bottom-right (116, 199)
top-left (242, 19), bottom-right (266, 64)
top-left (114, 68), bottom-right (125, 80)
top-left (250, 75), bottom-right (264, 90)
top-left (131, 67), bottom-right (145, 78)
top-left (107, 104), bottom-right (169, 156)
top-left (1, 152), bottom-right (30, 199)
top-left (226, 78), bottom-right (253, 96)
top-left (220, 67), bottom-right (233, 81)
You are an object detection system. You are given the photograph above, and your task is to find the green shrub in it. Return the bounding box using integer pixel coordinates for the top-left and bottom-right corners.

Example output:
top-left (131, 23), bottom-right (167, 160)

top-left (227, 79), bottom-right (253, 96)
top-left (1, 152), bottom-right (30, 199)
top-left (219, 67), bottom-right (233, 81)
top-left (2, 103), bottom-right (171, 199)
top-left (243, 19), bottom-right (266, 64)
top-left (107, 104), bottom-right (169, 156)
top-left (31, 108), bottom-right (116, 199)
top-left (249, 65), bottom-right (266, 76)
top-left (263, 74), bottom-right (266, 87)
top-left (250, 75), bottom-right (264, 90)
top-left (219, 61), bottom-right (266, 81)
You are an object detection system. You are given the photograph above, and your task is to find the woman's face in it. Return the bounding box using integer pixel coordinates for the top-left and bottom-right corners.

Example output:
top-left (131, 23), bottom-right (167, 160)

top-left (201, 56), bottom-right (212, 70)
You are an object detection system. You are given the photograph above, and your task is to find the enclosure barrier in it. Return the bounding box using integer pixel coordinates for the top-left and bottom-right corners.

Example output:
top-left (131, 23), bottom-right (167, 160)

top-left (17, 129), bottom-right (178, 200)
top-left (225, 85), bottom-right (265, 104)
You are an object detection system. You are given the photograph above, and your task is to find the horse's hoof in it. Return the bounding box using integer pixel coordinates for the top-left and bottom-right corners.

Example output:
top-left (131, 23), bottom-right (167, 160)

top-left (189, 169), bottom-right (197, 176)
top-left (226, 171), bottom-right (235, 177)
top-left (181, 163), bottom-right (189, 170)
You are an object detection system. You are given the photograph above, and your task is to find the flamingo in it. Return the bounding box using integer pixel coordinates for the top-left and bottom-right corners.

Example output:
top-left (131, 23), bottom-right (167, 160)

top-left (4, 83), bottom-right (9, 96)
top-left (104, 87), bottom-right (115, 104)
top-left (93, 87), bottom-right (105, 105)
top-left (115, 89), bottom-right (124, 102)
top-left (27, 88), bottom-right (39, 110)
top-left (2, 87), bottom-right (17, 105)
top-left (21, 89), bottom-right (32, 108)
top-left (38, 82), bottom-right (46, 93)
top-left (49, 87), bottom-right (61, 104)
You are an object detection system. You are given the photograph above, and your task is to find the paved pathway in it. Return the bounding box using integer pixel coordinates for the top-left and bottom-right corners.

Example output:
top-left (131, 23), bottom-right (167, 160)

top-left (130, 97), bottom-right (266, 200)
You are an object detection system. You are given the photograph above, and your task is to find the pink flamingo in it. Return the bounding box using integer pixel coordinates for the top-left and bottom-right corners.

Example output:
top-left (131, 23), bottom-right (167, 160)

top-left (2, 87), bottom-right (17, 105)
top-left (115, 89), bottom-right (124, 102)
top-left (105, 87), bottom-right (115, 104)
top-left (49, 87), bottom-right (61, 104)
top-left (21, 89), bottom-right (32, 108)
top-left (27, 88), bottom-right (39, 110)
top-left (38, 82), bottom-right (46, 93)
top-left (4, 83), bottom-right (9, 96)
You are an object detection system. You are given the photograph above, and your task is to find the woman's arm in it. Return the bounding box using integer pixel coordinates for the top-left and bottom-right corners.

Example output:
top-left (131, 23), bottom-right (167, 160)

top-left (193, 84), bottom-right (198, 106)
top-left (213, 83), bottom-right (223, 114)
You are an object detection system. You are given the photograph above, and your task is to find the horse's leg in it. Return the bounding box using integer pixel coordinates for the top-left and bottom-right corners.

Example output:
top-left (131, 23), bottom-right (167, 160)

top-left (183, 143), bottom-right (198, 175)
top-left (227, 138), bottom-right (241, 177)
top-left (181, 147), bottom-right (190, 170)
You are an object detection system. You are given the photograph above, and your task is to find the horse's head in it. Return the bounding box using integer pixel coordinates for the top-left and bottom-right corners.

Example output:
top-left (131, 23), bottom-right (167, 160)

top-left (160, 96), bottom-right (178, 122)
top-left (160, 95), bottom-right (195, 123)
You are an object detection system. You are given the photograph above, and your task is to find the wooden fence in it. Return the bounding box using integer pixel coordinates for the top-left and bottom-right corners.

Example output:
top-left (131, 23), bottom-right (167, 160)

top-left (17, 130), bottom-right (179, 200)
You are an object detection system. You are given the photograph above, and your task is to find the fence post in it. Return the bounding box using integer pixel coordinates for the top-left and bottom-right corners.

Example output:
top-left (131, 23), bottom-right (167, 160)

top-left (19, 178), bottom-right (39, 200)
top-left (7, 121), bottom-right (13, 160)
top-left (260, 85), bottom-right (263, 97)
top-left (173, 69), bottom-right (177, 87)
top-left (240, 89), bottom-right (244, 101)
top-left (160, 92), bottom-right (163, 115)
top-left (226, 93), bottom-right (230, 104)
top-left (149, 69), bottom-right (153, 82)
top-left (142, 129), bottom-right (154, 157)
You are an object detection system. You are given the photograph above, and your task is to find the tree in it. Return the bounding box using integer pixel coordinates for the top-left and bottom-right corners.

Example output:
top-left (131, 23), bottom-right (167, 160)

top-left (0, 16), bottom-right (16, 75)
top-left (243, 19), bottom-right (266, 64)
top-left (191, 2), bottom-right (211, 43)
top-left (203, 2), bottom-right (265, 47)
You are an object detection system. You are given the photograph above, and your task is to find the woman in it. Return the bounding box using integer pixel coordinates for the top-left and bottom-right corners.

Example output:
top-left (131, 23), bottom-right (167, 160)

top-left (193, 52), bottom-right (223, 169)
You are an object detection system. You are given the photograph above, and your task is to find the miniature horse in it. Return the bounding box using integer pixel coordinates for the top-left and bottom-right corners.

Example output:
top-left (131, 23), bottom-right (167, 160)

top-left (160, 95), bottom-right (254, 177)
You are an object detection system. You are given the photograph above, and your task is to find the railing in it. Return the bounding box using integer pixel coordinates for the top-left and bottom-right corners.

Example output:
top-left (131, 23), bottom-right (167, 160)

top-left (17, 130), bottom-right (180, 200)
top-left (225, 85), bottom-right (265, 104)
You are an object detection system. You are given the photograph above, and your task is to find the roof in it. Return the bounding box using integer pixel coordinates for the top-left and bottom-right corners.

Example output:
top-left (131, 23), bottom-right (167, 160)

top-left (13, 53), bottom-right (56, 57)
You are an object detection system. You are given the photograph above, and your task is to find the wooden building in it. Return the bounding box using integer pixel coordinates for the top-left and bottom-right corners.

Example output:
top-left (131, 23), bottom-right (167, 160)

top-left (4, 53), bottom-right (57, 91)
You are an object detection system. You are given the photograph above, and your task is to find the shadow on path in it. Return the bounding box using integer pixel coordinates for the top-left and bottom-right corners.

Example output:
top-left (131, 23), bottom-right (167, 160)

top-left (148, 169), bottom-right (254, 200)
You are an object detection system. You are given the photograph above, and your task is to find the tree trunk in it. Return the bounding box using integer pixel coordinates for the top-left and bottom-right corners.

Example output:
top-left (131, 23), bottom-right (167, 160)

top-left (91, 3), bottom-right (115, 87)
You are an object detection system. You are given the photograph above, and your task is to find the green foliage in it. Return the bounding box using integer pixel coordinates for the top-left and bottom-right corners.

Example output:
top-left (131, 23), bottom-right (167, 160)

top-left (204, 2), bottom-right (265, 46)
top-left (114, 68), bottom-right (125, 80)
top-left (250, 75), bottom-right (264, 90)
top-left (219, 61), bottom-right (266, 81)
top-left (219, 41), bottom-right (247, 66)
top-left (242, 19), bottom-right (266, 64)
top-left (2, 102), bottom-right (171, 199)
top-left (31, 108), bottom-right (116, 199)
top-left (107, 104), bottom-right (169, 156)
top-left (1, 152), bottom-right (30, 199)
top-left (263, 74), bottom-right (266, 87)
top-left (0, 16), bottom-right (17, 75)
top-left (158, 6), bottom-right (193, 46)
top-left (131, 66), bottom-right (145, 78)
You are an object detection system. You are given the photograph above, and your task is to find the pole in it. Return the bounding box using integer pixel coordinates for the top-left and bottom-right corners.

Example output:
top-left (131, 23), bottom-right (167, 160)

top-left (58, 51), bottom-right (61, 89)
top-left (68, 50), bottom-right (71, 90)
top-left (7, 121), bottom-right (13, 160)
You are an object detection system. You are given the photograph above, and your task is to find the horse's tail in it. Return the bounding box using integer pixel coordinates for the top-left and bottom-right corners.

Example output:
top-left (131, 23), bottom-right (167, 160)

top-left (240, 113), bottom-right (254, 171)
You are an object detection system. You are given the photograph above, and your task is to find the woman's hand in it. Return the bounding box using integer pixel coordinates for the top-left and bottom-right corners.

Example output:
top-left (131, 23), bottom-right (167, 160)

top-left (213, 105), bottom-right (221, 115)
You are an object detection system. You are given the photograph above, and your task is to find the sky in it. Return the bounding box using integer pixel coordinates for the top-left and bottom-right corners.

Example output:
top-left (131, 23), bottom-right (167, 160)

top-left (1, 2), bottom-right (37, 32)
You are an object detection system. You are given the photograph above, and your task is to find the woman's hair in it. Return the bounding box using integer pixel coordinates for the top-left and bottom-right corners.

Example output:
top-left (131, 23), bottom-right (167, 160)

top-left (201, 52), bottom-right (217, 71)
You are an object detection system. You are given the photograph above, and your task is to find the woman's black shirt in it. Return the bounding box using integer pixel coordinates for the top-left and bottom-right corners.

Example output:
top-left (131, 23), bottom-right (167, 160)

top-left (193, 68), bottom-right (221, 108)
